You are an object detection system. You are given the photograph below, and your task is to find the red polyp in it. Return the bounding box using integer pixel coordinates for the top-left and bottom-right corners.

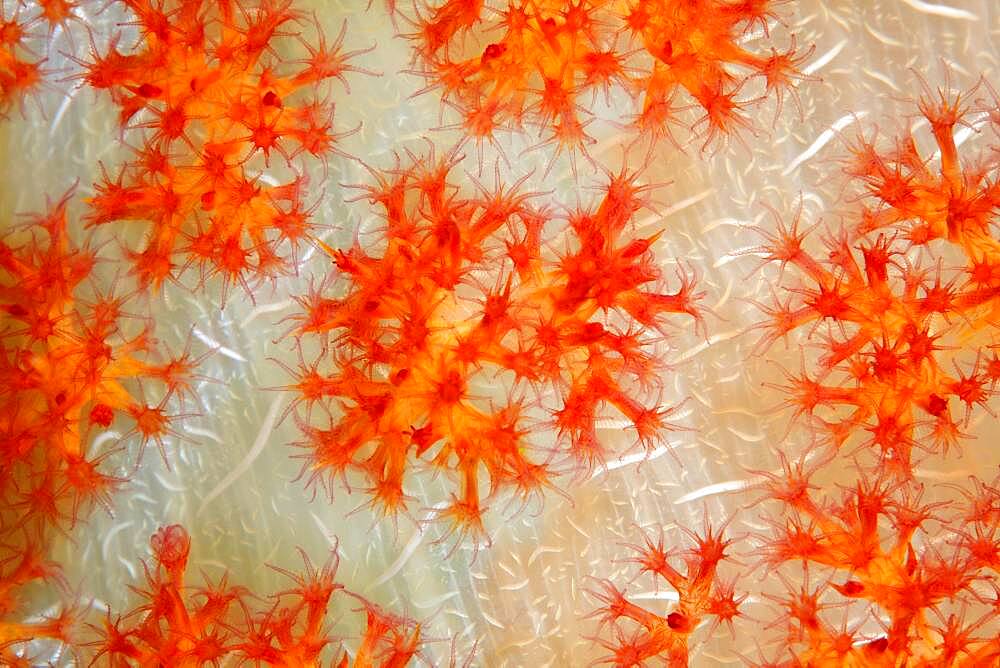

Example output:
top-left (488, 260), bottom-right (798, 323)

top-left (149, 524), bottom-right (191, 579)
top-left (88, 403), bottom-right (114, 427)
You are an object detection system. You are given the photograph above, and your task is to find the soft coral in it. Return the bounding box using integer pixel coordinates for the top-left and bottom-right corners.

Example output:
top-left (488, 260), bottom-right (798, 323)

top-left (0, 190), bottom-right (200, 660)
top-left (753, 81), bottom-right (1000, 476)
top-left (589, 520), bottom-right (744, 666)
top-left (280, 148), bottom-right (702, 545)
top-left (83, 0), bottom-right (366, 299)
top-left (0, 191), bottom-right (198, 529)
top-left (754, 466), bottom-right (1000, 667)
top-left (403, 0), bottom-right (810, 155)
top-left (86, 524), bottom-right (428, 667)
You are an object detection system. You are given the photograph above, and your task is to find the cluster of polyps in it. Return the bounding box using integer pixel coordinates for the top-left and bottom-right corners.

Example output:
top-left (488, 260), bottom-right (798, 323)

top-left (739, 83), bottom-right (1000, 665)
top-left (280, 146), bottom-right (703, 547)
top-left (88, 524), bottom-right (427, 666)
top-left (1, 1), bottom-right (438, 664)
top-left (754, 83), bottom-right (1000, 477)
top-left (83, 0), bottom-right (365, 299)
top-left (0, 193), bottom-right (199, 666)
top-left (754, 466), bottom-right (1000, 665)
top-left (0, 190), bottom-right (441, 662)
top-left (0, 0), bottom-right (56, 116)
top-left (401, 0), bottom-right (809, 159)
top-left (589, 521), bottom-right (743, 666)
top-left (586, 82), bottom-right (1000, 666)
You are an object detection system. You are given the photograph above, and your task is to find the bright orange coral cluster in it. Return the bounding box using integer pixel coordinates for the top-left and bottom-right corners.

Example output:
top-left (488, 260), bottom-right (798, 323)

top-left (587, 80), bottom-right (1000, 667)
top-left (732, 81), bottom-right (1000, 666)
top-left (7, 0), bottom-right (998, 665)
top-left (755, 467), bottom-right (1000, 666)
top-left (403, 0), bottom-right (808, 158)
top-left (0, 192), bottom-right (200, 664)
top-left (280, 146), bottom-right (702, 543)
top-left (83, 0), bottom-right (364, 298)
top-left (754, 82), bottom-right (1000, 477)
top-left (589, 521), bottom-right (743, 666)
top-left (88, 524), bottom-right (425, 667)
top-left (0, 191), bottom-right (199, 528)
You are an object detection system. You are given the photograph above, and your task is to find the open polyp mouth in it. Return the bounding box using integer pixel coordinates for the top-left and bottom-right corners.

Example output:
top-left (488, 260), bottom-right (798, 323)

top-left (1, 0), bottom-right (999, 665)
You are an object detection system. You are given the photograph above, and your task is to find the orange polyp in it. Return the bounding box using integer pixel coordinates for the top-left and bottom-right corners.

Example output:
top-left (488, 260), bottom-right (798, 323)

top-left (127, 241), bottom-right (176, 290)
top-left (0, 2), bottom-right (47, 117)
top-left (293, 19), bottom-right (374, 90)
top-left (692, 82), bottom-right (756, 149)
top-left (746, 203), bottom-right (823, 280)
top-left (125, 393), bottom-right (184, 467)
top-left (590, 522), bottom-right (742, 665)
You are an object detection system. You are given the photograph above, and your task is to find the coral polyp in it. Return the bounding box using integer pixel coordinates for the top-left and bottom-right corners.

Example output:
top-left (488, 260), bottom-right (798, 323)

top-left (589, 521), bottom-right (744, 666)
top-left (280, 147), bottom-right (702, 542)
